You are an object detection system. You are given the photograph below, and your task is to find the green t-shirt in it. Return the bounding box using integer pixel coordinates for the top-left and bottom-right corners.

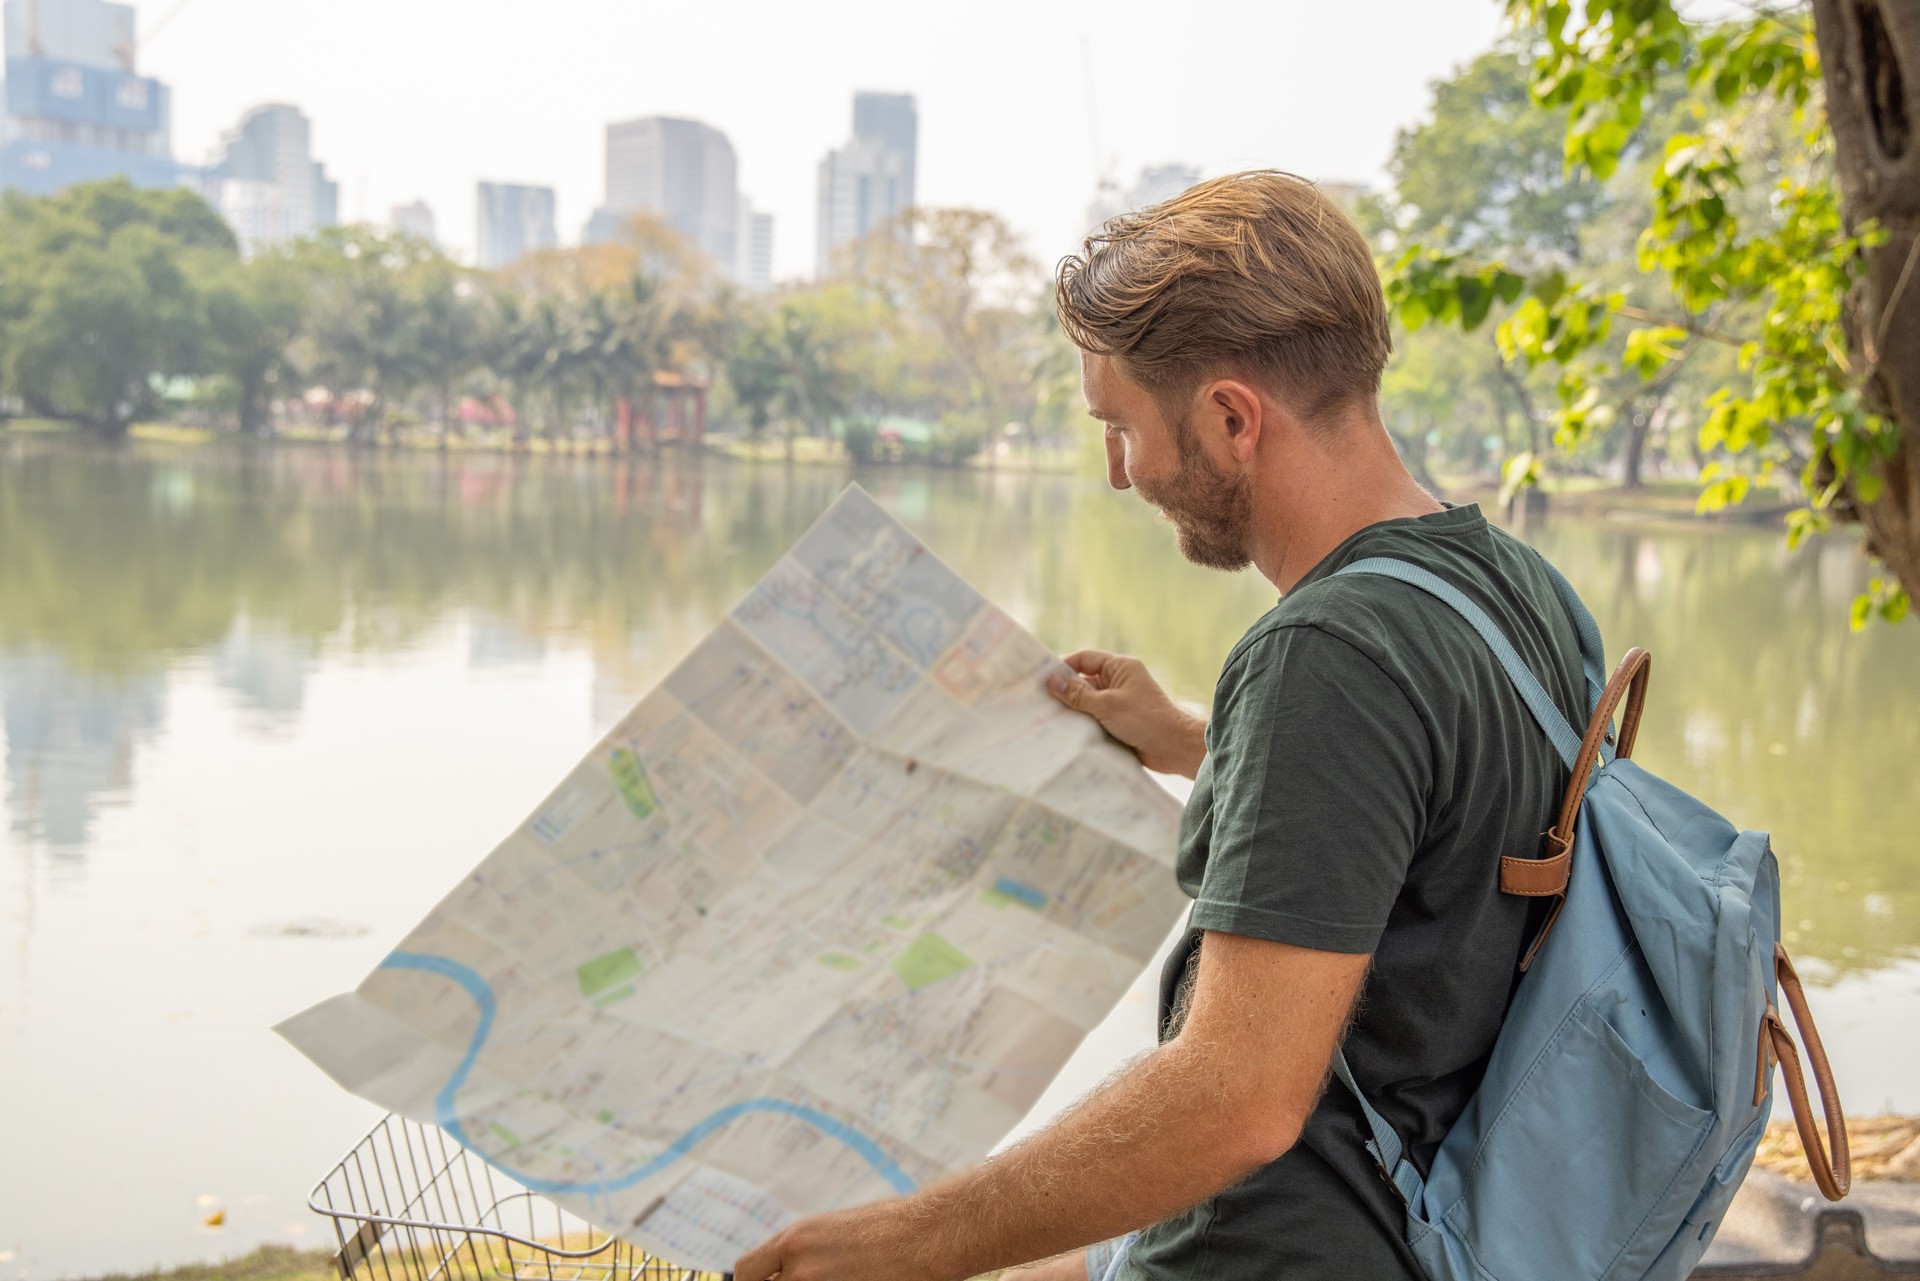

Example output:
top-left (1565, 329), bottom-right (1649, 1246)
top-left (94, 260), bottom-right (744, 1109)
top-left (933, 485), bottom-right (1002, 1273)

top-left (1119, 504), bottom-right (1587, 1281)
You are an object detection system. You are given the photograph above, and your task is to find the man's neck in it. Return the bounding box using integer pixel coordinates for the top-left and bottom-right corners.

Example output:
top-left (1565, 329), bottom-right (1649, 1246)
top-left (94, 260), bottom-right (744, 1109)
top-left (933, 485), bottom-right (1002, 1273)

top-left (1248, 421), bottom-right (1444, 596)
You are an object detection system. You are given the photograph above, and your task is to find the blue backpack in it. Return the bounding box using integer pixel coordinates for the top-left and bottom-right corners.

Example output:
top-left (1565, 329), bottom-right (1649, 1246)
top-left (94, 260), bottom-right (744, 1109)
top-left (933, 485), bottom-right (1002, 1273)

top-left (1326, 557), bottom-right (1851, 1281)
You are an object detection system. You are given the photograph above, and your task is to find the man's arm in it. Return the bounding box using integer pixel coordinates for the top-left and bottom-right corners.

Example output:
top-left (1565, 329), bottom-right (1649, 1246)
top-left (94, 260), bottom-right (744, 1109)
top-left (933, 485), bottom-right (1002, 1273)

top-left (732, 933), bottom-right (1371, 1281)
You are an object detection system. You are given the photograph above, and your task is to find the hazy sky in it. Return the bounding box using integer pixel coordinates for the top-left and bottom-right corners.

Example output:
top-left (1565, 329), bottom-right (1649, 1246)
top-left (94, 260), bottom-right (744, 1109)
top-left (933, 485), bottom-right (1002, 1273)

top-left (129, 0), bottom-right (1510, 276)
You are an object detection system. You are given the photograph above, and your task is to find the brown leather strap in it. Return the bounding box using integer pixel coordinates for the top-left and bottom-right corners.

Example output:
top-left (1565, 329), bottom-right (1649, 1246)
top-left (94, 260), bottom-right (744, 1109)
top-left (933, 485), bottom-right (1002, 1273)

top-left (1764, 944), bottom-right (1852, 1200)
top-left (1549, 647), bottom-right (1652, 843)
top-left (1500, 849), bottom-right (1571, 896)
top-left (1499, 651), bottom-right (1653, 970)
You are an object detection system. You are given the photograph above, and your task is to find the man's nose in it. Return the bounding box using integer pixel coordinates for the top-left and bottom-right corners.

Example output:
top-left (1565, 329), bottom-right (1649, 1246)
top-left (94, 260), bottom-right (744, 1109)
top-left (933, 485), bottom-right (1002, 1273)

top-left (1104, 430), bottom-right (1131, 491)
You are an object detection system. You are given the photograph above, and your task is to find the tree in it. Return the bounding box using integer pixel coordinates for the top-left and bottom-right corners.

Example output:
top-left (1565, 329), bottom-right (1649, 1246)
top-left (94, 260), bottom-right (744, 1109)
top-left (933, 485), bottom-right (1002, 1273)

top-left (201, 249), bottom-right (306, 436)
top-left (594, 273), bottom-right (697, 449)
top-left (403, 252), bottom-right (484, 441)
top-left (1386, 45), bottom-right (1612, 267)
top-left (729, 294), bottom-right (860, 458)
top-left (0, 179), bottom-right (234, 438)
top-left (851, 208), bottom-right (1047, 454)
top-left (1371, 48), bottom-right (1608, 488)
top-left (1390, 2), bottom-right (1920, 623)
top-left (294, 227), bottom-right (445, 441)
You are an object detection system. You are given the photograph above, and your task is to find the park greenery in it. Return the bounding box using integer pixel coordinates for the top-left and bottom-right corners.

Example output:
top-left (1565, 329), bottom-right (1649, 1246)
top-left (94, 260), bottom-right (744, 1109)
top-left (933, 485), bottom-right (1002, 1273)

top-left (1381, 0), bottom-right (1919, 623)
top-left (0, 2), bottom-right (1912, 619)
top-left (0, 180), bottom-right (1071, 466)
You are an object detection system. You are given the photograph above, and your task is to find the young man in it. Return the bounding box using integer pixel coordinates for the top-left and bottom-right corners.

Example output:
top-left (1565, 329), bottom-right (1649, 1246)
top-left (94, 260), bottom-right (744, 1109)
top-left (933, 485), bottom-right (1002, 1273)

top-left (733, 170), bottom-right (1586, 1281)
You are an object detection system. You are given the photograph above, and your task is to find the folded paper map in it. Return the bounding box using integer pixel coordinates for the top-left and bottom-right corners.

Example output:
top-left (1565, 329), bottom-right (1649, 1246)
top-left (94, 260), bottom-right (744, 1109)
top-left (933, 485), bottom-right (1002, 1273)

top-left (279, 484), bottom-right (1187, 1271)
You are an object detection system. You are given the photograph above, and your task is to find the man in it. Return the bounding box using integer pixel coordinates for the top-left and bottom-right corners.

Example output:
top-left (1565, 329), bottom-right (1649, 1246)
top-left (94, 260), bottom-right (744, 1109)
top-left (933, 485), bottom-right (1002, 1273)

top-left (734, 170), bottom-right (1586, 1281)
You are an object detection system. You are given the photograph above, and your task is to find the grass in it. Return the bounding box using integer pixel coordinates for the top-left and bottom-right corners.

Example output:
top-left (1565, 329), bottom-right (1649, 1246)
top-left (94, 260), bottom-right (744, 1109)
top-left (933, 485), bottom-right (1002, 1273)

top-left (1755, 1115), bottom-right (1920, 1182)
top-left (80, 1246), bottom-right (336, 1281)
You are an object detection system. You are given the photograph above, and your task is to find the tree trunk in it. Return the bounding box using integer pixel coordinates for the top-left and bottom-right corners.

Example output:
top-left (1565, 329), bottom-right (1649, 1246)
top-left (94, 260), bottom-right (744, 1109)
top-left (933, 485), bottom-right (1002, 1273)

top-left (1812, 0), bottom-right (1920, 596)
top-left (239, 369), bottom-right (268, 437)
top-left (1621, 407), bottom-right (1652, 490)
top-left (1496, 359), bottom-right (1542, 455)
top-left (1389, 421), bottom-right (1445, 497)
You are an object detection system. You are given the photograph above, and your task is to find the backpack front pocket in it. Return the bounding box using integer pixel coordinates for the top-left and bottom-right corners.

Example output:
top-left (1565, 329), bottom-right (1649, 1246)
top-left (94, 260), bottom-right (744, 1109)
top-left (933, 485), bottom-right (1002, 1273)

top-left (1444, 1000), bottom-right (1714, 1280)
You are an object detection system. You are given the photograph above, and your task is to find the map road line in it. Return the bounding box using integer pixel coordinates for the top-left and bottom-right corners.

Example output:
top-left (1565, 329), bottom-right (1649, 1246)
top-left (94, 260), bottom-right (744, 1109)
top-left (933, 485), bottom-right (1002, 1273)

top-left (380, 950), bottom-right (919, 1198)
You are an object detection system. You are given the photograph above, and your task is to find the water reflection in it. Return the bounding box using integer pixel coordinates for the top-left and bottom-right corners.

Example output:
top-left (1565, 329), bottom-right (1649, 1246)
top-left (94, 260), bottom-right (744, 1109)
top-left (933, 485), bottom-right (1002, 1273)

top-left (1, 438), bottom-right (1913, 972)
top-left (1, 650), bottom-right (164, 851)
top-left (1527, 522), bottom-right (1920, 976)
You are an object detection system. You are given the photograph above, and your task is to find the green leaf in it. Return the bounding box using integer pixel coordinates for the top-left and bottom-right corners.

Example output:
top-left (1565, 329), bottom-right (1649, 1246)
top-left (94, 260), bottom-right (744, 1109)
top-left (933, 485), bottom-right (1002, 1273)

top-left (1499, 450), bottom-right (1544, 508)
top-left (1457, 276), bottom-right (1494, 331)
top-left (1850, 593), bottom-right (1873, 632)
top-left (1398, 293), bottom-right (1431, 331)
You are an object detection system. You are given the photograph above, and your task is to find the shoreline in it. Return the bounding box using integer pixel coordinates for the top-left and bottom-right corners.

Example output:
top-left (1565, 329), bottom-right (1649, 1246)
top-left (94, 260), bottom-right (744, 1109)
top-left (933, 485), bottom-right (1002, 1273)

top-left (53, 1119), bottom-right (1918, 1281)
top-left (2, 419), bottom-right (1805, 527)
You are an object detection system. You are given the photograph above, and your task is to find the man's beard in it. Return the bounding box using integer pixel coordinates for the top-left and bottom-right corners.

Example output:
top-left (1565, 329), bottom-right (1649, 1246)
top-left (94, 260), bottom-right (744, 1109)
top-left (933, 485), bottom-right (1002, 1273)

top-left (1131, 421), bottom-right (1254, 572)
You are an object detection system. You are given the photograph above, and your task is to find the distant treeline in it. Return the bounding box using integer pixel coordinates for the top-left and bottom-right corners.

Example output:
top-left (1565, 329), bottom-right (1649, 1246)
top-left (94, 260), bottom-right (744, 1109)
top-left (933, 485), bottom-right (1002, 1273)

top-left (0, 179), bottom-right (1079, 464)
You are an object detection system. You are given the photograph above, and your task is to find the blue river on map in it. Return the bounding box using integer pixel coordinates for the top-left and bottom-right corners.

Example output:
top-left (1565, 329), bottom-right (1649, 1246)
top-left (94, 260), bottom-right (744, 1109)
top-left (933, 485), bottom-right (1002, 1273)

top-left (380, 950), bottom-right (919, 1197)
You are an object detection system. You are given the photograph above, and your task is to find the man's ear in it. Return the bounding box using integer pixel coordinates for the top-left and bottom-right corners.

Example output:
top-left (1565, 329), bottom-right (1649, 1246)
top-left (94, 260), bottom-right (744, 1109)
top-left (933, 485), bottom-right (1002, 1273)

top-left (1201, 379), bottom-right (1265, 462)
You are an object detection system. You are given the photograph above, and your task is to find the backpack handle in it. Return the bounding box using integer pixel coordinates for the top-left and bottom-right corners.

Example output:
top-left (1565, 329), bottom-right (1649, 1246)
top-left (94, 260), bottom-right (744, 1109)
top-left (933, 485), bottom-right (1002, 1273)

top-left (1545, 647), bottom-right (1653, 856)
top-left (1761, 943), bottom-right (1852, 1200)
top-left (1505, 648), bottom-right (1652, 970)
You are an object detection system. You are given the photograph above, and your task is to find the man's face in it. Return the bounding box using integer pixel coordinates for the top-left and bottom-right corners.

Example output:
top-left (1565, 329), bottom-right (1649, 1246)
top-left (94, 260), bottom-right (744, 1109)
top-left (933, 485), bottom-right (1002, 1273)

top-left (1081, 352), bottom-right (1254, 572)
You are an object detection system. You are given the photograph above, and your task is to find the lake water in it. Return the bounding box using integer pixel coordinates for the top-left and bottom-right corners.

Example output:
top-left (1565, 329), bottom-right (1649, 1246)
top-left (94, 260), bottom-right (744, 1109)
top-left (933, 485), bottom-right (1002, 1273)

top-left (2, 439), bottom-right (1915, 1279)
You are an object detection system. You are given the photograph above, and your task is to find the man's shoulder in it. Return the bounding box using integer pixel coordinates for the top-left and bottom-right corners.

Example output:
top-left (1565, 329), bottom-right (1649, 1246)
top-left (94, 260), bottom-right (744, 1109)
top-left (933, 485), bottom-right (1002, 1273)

top-left (1213, 513), bottom-right (1562, 707)
top-left (1255, 514), bottom-right (1554, 647)
top-left (1212, 596), bottom-right (1416, 725)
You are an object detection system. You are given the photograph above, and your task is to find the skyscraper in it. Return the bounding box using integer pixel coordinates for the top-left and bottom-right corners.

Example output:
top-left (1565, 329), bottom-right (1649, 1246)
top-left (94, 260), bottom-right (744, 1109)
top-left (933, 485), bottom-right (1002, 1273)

top-left (591, 115), bottom-right (738, 275)
top-left (1085, 162), bottom-right (1202, 232)
top-left (852, 91), bottom-right (916, 209)
top-left (476, 181), bottom-right (556, 270)
top-left (390, 199), bottom-right (436, 245)
top-left (210, 103), bottom-right (338, 253)
top-left (0, 0), bottom-right (181, 195)
top-left (815, 91), bottom-right (917, 278)
top-left (735, 196), bottom-right (773, 292)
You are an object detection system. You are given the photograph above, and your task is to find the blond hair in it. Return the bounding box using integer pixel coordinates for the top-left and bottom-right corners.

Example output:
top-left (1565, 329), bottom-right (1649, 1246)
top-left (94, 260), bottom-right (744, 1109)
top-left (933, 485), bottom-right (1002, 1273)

top-left (1055, 170), bottom-right (1391, 422)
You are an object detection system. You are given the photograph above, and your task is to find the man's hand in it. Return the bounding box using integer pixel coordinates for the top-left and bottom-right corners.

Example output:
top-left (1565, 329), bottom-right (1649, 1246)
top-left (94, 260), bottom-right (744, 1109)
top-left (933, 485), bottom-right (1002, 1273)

top-left (733, 1201), bottom-right (940, 1281)
top-left (1047, 650), bottom-right (1206, 779)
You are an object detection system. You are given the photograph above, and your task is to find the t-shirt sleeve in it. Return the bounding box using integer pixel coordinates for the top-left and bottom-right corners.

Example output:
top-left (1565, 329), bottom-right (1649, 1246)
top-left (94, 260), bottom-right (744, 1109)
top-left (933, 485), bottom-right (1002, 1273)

top-left (1188, 623), bottom-right (1433, 954)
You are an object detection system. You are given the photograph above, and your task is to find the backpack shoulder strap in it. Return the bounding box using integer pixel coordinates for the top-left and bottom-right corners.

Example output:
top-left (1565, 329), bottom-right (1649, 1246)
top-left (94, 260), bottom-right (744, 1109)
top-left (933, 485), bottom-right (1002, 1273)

top-left (1331, 1050), bottom-right (1426, 1206)
top-left (1324, 555), bottom-right (1606, 1198)
top-left (1533, 551), bottom-right (1608, 718)
top-left (1332, 557), bottom-right (1585, 771)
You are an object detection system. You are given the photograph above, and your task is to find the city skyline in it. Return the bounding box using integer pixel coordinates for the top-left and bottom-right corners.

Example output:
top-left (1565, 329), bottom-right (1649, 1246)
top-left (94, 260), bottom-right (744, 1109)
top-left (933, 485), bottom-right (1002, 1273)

top-left (110, 0), bottom-right (1507, 275)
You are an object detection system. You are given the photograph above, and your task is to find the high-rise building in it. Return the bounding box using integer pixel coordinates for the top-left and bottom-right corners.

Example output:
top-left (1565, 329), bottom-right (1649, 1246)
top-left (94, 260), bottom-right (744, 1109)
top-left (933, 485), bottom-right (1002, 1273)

top-left (590, 115), bottom-right (738, 275)
top-left (852, 91), bottom-right (916, 208)
top-left (1316, 180), bottom-right (1370, 213)
top-left (1084, 162), bottom-right (1202, 232)
top-left (390, 199), bottom-right (436, 244)
top-left (0, 0), bottom-right (181, 195)
top-left (476, 181), bottom-right (556, 270)
top-left (814, 90), bottom-right (917, 280)
top-left (1129, 162), bottom-right (1199, 210)
top-left (815, 91), bottom-right (917, 278)
top-left (735, 196), bottom-right (773, 291)
top-left (209, 103), bottom-right (337, 253)
top-left (815, 138), bottom-right (908, 276)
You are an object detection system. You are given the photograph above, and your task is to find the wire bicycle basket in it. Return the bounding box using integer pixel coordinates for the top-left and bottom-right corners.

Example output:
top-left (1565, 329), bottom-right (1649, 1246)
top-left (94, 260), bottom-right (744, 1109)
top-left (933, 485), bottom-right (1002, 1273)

top-left (308, 1113), bottom-right (715, 1281)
